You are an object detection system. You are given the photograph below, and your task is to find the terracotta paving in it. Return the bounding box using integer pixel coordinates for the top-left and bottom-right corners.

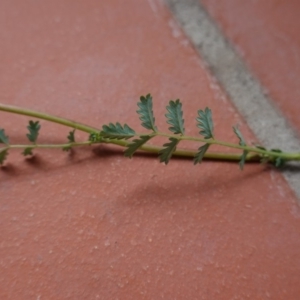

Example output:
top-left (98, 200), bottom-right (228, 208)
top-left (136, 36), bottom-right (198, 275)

top-left (0, 0), bottom-right (300, 299)
top-left (201, 0), bottom-right (300, 136)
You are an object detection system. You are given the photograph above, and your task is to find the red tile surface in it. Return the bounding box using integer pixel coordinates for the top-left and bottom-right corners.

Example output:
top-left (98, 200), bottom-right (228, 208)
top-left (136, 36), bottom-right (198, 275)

top-left (201, 0), bottom-right (300, 136)
top-left (1, 0), bottom-right (300, 299)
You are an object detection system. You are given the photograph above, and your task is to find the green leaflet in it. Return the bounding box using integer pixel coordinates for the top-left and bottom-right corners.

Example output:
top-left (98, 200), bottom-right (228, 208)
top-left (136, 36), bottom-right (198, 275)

top-left (233, 126), bottom-right (247, 170)
top-left (271, 149), bottom-right (285, 168)
top-left (196, 108), bottom-right (214, 139)
top-left (23, 147), bottom-right (33, 156)
top-left (67, 130), bottom-right (76, 143)
top-left (255, 145), bottom-right (270, 164)
top-left (137, 94), bottom-right (157, 132)
top-left (89, 132), bottom-right (102, 142)
top-left (124, 135), bottom-right (152, 158)
top-left (0, 129), bottom-right (9, 144)
top-left (63, 129), bottom-right (76, 151)
top-left (26, 120), bottom-right (41, 143)
top-left (0, 149), bottom-right (8, 165)
top-left (165, 100), bottom-right (185, 135)
top-left (194, 143), bottom-right (210, 165)
top-left (158, 137), bottom-right (179, 164)
top-left (232, 126), bottom-right (246, 146)
top-left (239, 151), bottom-right (248, 170)
top-left (255, 145), bottom-right (266, 151)
top-left (101, 123), bottom-right (135, 140)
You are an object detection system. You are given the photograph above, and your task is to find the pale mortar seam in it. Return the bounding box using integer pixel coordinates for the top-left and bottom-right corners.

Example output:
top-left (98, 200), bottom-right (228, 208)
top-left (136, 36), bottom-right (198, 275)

top-left (165, 0), bottom-right (300, 199)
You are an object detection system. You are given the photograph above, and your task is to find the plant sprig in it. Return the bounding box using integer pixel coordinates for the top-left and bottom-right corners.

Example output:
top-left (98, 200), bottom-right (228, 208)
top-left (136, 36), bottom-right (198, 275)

top-left (0, 94), bottom-right (299, 168)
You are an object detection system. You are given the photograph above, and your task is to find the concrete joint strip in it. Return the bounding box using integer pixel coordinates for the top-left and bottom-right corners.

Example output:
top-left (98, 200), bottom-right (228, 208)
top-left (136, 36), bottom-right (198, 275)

top-left (165, 0), bottom-right (300, 199)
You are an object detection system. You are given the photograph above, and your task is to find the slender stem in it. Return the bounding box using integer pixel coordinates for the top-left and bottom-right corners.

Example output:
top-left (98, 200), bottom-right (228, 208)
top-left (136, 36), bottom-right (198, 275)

top-left (152, 132), bottom-right (300, 160)
top-left (0, 140), bottom-right (260, 161)
top-left (0, 103), bottom-right (98, 133)
top-left (105, 140), bottom-right (261, 161)
top-left (2, 141), bottom-right (93, 150)
top-left (1, 102), bottom-right (300, 162)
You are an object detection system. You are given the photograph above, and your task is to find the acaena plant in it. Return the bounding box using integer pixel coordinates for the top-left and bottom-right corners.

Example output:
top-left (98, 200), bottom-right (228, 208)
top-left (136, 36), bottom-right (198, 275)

top-left (0, 94), bottom-right (299, 169)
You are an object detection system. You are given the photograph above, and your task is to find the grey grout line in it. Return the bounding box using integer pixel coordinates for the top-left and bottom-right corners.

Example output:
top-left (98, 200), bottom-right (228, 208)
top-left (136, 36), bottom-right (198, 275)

top-left (165, 0), bottom-right (300, 199)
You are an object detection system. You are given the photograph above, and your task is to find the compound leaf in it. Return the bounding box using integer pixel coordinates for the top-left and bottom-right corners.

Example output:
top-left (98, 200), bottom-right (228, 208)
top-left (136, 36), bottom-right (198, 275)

top-left (0, 149), bottom-right (8, 165)
top-left (165, 100), bottom-right (185, 135)
top-left (233, 126), bottom-right (248, 170)
top-left (274, 157), bottom-right (285, 168)
top-left (137, 94), bottom-right (157, 131)
top-left (196, 108), bottom-right (214, 139)
top-left (23, 147), bottom-right (33, 156)
top-left (255, 145), bottom-right (266, 151)
top-left (89, 132), bottom-right (102, 142)
top-left (0, 129), bottom-right (9, 144)
top-left (62, 129), bottom-right (76, 151)
top-left (194, 143), bottom-right (210, 165)
top-left (67, 129), bottom-right (76, 143)
top-left (124, 135), bottom-right (152, 158)
top-left (101, 123), bottom-right (135, 140)
top-left (239, 150), bottom-right (248, 170)
top-left (233, 125), bottom-right (246, 146)
top-left (158, 137), bottom-right (179, 164)
top-left (26, 120), bottom-right (40, 143)
top-left (271, 149), bottom-right (285, 168)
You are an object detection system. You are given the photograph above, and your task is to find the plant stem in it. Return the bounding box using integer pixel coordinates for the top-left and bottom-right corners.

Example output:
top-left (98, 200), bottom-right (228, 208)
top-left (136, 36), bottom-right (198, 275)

top-left (1, 102), bottom-right (299, 162)
top-left (0, 141), bottom-right (260, 161)
top-left (2, 141), bottom-right (92, 150)
top-left (0, 103), bottom-right (97, 133)
top-left (152, 132), bottom-right (300, 160)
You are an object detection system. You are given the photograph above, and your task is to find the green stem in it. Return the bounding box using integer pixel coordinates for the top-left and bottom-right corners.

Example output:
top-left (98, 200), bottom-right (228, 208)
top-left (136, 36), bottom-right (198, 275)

top-left (0, 141), bottom-right (260, 162)
top-left (153, 132), bottom-right (300, 160)
top-left (2, 141), bottom-right (93, 150)
top-left (1, 102), bottom-right (299, 162)
top-left (104, 139), bottom-right (261, 161)
top-left (0, 103), bottom-right (98, 133)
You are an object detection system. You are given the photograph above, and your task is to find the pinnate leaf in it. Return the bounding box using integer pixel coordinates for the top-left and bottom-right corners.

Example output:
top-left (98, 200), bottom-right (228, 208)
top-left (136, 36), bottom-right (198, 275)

top-left (158, 137), bottom-right (179, 164)
top-left (196, 108), bottom-right (214, 139)
top-left (26, 120), bottom-right (40, 143)
top-left (165, 100), bottom-right (185, 134)
top-left (0, 149), bottom-right (8, 165)
top-left (67, 130), bottom-right (76, 143)
top-left (255, 145), bottom-right (266, 151)
top-left (239, 151), bottom-right (248, 170)
top-left (124, 135), bottom-right (152, 158)
top-left (89, 132), bottom-right (102, 142)
top-left (194, 143), bottom-right (209, 165)
top-left (23, 147), bottom-right (33, 156)
top-left (271, 149), bottom-right (285, 168)
top-left (255, 145), bottom-right (269, 164)
top-left (137, 94), bottom-right (157, 131)
top-left (233, 125), bottom-right (246, 146)
top-left (233, 126), bottom-right (248, 170)
top-left (62, 130), bottom-right (76, 151)
top-left (101, 123), bottom-right (135, 140)
top-left (0, 129), bottom-right (9, 144)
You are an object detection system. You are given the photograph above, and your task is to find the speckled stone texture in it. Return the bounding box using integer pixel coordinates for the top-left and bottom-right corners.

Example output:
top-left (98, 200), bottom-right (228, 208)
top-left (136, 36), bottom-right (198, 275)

top-left (1, 0), bottom-right (300, 299)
